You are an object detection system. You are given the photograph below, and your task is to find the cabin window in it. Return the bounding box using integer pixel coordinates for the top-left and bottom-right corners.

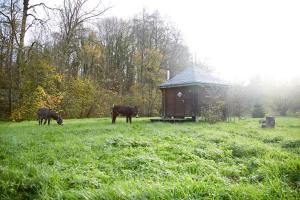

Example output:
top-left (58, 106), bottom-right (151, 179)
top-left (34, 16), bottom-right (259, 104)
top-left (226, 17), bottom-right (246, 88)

top-left (177, 91), bottom-right (183, 98)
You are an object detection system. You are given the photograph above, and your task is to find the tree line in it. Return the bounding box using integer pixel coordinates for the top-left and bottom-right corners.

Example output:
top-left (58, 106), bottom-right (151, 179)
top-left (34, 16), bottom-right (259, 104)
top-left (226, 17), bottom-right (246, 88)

top-left (227, 77), bottom-right (300, 119)
top-left (0, 0), bottom-right (191, 120)
top-left (1, 0), bottom-right (299, 121)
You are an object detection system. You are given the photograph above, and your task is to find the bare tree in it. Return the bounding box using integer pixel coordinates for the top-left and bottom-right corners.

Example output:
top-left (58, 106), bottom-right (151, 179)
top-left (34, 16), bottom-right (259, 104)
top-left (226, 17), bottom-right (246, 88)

top-left (57, 0), bottom-right (110, 76)
top-left (0, 0), bottom-right (20, 115)
top-left (0, 0), bottom-right (54, 116)
top-left (226, 85), bottom-right (249, 120)
top-left (97, 17), bottom-right (135, 92)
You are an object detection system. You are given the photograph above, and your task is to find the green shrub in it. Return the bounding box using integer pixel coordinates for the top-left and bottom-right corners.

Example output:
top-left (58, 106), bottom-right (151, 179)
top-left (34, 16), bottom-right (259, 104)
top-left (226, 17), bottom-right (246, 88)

top-left (252, 103), bottom-right (265, 118)
top-left (202, 101), bottom-right (226, 124)
top-left (194, 148), bottom-right (227, 162)
top-left (262, 136), bottom-right (283, 143)
top-left (106, 136), bottom-right (150, 148)
top-left (282, 140), bottom-right (300, 149)
top-left (230, 143), bottom-right (265, 158)
top-left (61, 78), bottom-right (117, 118)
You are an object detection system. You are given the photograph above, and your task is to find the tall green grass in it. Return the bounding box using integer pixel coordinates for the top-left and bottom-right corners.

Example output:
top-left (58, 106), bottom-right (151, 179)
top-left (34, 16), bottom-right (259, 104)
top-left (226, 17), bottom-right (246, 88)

top-left (0, 117), bottom-right (299, 199)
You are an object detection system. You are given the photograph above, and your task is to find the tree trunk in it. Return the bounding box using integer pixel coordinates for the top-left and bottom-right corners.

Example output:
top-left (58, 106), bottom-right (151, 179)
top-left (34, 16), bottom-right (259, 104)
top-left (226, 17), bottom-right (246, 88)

top-left (6, 17), bottom-right (15, 117)
top-left (16, 0), bottom-right (29, 89)
top-left (8, 33), bottom-right (13, 116)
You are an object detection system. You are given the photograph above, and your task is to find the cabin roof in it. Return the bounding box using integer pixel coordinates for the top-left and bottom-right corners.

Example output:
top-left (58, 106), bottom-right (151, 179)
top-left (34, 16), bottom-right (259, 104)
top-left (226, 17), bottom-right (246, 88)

top-left (160, 66), bottom-right (229, 88)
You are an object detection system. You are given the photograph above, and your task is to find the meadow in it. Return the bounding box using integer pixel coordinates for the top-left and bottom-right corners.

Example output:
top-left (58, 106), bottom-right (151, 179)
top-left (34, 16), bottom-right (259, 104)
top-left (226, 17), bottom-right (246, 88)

top-left (0, 117), bottom-right (299, 199)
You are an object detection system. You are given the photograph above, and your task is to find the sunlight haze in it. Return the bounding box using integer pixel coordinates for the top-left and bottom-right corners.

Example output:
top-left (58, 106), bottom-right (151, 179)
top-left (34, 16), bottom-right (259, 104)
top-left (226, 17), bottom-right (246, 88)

top-left (33, 0), bottom-right (300, 83)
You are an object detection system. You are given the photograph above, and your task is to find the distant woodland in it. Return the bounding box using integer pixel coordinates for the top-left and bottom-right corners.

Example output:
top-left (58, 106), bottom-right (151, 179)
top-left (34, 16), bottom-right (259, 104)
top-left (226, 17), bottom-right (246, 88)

top-left (0, 0), bottom-right (299, 120)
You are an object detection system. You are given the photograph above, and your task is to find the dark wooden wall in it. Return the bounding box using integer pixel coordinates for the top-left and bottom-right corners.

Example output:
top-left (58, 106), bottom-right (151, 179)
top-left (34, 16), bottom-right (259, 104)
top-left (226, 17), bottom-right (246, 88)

top-left (161, 84), bottom-right (227, 118)
top-left (161, 86), bottom-right (194, 118)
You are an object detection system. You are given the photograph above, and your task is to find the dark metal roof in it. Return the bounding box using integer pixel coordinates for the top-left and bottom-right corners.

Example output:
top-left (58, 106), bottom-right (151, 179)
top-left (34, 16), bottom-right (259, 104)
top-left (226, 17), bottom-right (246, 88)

top-left (160, 66), bottom-right (229, 88)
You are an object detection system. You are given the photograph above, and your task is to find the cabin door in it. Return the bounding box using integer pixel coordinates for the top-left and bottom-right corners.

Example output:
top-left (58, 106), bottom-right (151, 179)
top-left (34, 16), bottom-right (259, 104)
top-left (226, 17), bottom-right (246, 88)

top-left (175, 89), bottom-right (185, 117)
top-left (184, 88), bottom-right (193, 116)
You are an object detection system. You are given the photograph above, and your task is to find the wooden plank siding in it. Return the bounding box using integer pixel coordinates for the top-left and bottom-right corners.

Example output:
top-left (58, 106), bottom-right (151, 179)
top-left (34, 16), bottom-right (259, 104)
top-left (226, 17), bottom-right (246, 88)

top-left (161, 85), bottom-right (228, 119)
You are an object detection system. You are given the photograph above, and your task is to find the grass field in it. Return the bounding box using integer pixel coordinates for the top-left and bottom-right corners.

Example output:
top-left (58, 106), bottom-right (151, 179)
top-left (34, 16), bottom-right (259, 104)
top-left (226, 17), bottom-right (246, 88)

top-left (0, 117), bottom-right (299, 199)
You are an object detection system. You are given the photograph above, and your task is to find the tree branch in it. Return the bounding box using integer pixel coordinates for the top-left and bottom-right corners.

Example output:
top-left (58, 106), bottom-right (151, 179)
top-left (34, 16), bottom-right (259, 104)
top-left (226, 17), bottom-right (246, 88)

top-left (0, 10), bottom-right (11, 21)
top-left (28, 2), bottom-right (60, 11)
top-left (78, 6), bottom-right (111, 23)
top-left (25, 41), bottom-right (37, 64)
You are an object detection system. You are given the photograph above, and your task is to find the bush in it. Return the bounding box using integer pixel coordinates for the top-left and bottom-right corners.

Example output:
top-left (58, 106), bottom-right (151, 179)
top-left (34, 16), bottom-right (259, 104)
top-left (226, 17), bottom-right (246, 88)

top-left (10, 59), bottom-right (63, 121)
top-left (202, 101), bottom-right (226, 123)
top-left (61, 78), bottom-right (117, 118)
top-left (11, 86), bottom-right (63, 121)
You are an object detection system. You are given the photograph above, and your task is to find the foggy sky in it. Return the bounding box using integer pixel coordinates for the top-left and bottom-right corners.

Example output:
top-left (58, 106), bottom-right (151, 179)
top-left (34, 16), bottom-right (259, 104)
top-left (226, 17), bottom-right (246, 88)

top-left (31, 0), bottom-right (300, 83)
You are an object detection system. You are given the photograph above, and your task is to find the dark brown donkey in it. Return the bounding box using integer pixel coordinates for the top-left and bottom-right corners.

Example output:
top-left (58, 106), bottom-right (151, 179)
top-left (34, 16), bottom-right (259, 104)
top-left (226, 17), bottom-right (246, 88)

top-left (112, 105), bottom-right (138, 124)
top-left (37, 108), bottom-right (63, 125)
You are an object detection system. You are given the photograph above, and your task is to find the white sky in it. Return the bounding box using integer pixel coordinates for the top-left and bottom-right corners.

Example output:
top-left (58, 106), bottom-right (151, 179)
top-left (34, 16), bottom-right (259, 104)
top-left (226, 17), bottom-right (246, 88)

top-left (31, 0), bottom-right (300, 83)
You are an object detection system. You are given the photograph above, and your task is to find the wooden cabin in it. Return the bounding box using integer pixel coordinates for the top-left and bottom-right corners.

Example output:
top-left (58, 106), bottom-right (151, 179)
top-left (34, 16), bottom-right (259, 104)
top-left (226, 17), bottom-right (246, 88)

top-left (159, 67), bottom-right (229, 121)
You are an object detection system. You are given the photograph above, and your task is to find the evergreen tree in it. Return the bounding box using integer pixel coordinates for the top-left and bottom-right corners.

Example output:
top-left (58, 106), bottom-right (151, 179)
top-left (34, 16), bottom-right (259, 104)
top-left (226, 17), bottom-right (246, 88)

top-left (252, 103), bottom-right (265, 118)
